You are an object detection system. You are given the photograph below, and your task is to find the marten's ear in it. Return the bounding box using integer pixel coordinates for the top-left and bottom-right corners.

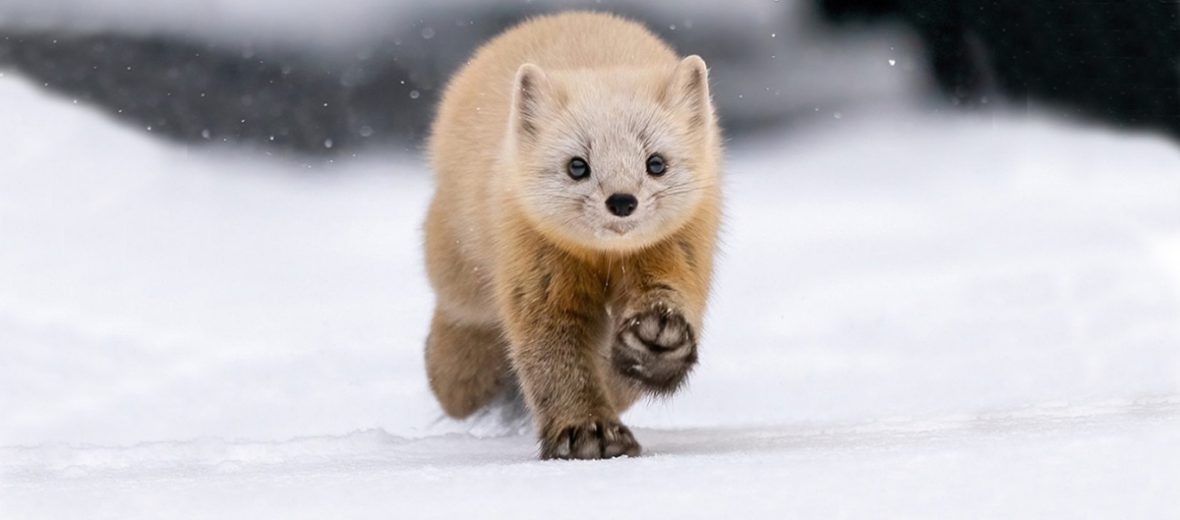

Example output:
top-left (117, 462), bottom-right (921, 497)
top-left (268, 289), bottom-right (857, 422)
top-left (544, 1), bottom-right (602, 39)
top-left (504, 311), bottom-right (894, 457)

top-left (510, 63), bottom-right (554, 141)
top-left (663, 55), bottom-right (714, 133)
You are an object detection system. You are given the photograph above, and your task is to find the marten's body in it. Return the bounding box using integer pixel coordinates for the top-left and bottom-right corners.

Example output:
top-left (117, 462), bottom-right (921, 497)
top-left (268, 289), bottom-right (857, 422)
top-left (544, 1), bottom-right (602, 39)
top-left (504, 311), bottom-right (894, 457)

top-left (424, 12), bottom-right (722, 459)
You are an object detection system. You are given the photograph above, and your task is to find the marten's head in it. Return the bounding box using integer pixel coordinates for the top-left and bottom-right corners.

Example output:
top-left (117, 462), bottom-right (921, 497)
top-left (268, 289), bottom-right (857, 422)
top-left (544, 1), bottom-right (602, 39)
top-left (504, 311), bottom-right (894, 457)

top-left (504, 56), bottom-right (720, 253)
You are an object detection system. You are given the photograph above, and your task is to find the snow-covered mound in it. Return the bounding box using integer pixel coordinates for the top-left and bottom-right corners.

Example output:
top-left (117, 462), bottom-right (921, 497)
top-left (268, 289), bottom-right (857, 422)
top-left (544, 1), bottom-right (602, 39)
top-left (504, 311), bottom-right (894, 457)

top-left (0, 0), bottom-right (786, 45)
top-left (1, 74), bottom-right (1179, 517)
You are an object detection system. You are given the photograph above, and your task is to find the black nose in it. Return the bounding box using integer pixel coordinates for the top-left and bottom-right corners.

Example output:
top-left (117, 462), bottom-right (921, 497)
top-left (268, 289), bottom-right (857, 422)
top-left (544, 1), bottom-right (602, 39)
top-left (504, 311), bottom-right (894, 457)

top-left (605, 193), bottom-right (638, 217)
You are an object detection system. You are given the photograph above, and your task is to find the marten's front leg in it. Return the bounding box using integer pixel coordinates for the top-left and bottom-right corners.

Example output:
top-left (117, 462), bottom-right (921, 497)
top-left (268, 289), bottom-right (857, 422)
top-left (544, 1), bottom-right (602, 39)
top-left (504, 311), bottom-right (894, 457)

top-left (497, 245), bottom-right (641, 460)
top-left (612, 238), bottom-right (711, 395)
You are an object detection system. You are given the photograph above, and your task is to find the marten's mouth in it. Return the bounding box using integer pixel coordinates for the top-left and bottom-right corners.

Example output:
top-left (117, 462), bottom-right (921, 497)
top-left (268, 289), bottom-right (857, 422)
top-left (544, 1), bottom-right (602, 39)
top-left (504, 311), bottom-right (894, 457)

top-left (603, 221), bottom-right (637, 235)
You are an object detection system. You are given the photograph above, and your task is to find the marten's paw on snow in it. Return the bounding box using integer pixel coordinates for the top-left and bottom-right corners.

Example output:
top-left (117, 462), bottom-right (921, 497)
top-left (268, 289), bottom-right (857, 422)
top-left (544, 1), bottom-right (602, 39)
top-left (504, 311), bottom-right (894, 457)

top-left (541, 418), bottom-right (641, 460)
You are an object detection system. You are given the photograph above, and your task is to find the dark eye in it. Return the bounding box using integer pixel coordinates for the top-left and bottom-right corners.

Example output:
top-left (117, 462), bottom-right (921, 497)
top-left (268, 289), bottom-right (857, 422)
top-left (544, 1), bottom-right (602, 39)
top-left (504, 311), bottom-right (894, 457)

top-left (646, 154), bottom-right (666, 176)
top-left (568, 157), bottom-right (590, 180)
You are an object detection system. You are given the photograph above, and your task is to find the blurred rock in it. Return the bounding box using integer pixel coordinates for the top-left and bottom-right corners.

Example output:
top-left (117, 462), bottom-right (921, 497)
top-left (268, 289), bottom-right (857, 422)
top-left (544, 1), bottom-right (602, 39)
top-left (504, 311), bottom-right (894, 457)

top-left (0, 32), bottom-right (428, 155)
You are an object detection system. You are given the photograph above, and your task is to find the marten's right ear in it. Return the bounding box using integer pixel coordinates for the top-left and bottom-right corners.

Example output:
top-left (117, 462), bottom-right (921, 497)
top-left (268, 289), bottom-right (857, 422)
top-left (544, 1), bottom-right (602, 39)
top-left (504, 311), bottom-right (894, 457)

top-left (663, 55), bottom-right (715, 134)
top-left (510, 63), bottom-right (554, 141)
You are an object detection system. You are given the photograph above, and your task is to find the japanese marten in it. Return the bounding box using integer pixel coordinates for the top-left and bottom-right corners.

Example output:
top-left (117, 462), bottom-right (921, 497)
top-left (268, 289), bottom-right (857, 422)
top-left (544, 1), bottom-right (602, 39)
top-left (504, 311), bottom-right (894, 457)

top-left (423, 11), bottom-right (722, 459)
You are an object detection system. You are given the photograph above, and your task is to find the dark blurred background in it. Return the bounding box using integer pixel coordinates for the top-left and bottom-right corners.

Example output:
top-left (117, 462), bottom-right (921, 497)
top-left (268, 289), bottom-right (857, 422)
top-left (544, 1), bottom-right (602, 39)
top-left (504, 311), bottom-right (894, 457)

top-left (819, 0), bottom-right (1180, 138)
top-left (1, 0), bottom-right (1177, 159)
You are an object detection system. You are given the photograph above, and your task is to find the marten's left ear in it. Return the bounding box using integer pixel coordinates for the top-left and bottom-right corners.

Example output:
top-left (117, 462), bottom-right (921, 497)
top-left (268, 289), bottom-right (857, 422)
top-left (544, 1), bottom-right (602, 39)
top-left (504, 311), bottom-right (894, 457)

top-left (509, 63), bottom-right (556, 142)
top-left (663, 55), bottom-right (715, 133)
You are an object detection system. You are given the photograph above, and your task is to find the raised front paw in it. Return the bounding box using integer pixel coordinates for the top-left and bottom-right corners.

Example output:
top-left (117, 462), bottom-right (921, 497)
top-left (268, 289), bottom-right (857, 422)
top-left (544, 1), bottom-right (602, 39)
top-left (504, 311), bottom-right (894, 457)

top-left (540, 419), bottom-right (641, 460)
top-left (612, 302), bottom-right (698, 393)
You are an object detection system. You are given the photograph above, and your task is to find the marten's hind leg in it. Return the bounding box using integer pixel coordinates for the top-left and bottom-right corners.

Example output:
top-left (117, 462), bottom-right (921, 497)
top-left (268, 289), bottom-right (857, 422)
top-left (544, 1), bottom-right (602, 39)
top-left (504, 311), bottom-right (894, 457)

top-left (425, 310), bottom-right (511, 418)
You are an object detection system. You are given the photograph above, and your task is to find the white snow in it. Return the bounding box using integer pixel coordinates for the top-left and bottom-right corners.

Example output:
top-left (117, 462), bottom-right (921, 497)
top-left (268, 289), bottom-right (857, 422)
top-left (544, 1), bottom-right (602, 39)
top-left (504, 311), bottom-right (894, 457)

top-left (2, 73), bottom-right (1179, 518)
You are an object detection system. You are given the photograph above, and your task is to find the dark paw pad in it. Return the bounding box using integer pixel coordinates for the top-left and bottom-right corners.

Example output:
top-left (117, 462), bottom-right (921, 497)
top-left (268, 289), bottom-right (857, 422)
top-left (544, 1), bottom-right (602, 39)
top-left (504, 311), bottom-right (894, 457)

top-left (612, 303), bottom-right (698, 393)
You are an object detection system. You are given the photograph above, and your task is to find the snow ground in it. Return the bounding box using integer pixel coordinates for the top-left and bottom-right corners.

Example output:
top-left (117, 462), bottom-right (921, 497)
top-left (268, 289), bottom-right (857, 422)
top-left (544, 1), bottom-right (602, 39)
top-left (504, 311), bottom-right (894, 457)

top-left (2, 73), bottom-right (1180, 518)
